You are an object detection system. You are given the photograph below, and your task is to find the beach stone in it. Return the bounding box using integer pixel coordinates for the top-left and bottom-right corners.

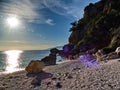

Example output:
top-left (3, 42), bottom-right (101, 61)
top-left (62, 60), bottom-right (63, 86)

top-left (115, 47), bottom-right (120, 55)
top-left (31, 78), bottom-right (38, 84)
top-left (52, 77), bottom-right (57, 80)
top-left (56, 82), bottom-right (62, 88)
top-left (94, 50), bottom-right (104, 60)
top-left (115, 88), bottom-right (120, 90)
top-left (25, 60), bottom-right (45, 73)
top-left (67, 75), bottom-right (73, 79)
top-left (0, 86), bottom-right (5, 90)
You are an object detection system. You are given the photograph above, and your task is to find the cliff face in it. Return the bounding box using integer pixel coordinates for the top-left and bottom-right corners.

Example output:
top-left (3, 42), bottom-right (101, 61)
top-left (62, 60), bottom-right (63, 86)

top-left (69, 0), bottom-right (120, 51)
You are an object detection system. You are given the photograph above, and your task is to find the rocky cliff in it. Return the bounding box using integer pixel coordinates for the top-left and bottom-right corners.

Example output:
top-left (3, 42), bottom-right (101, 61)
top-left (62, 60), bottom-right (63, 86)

top-left (69, 0), bottom-right (120, 52)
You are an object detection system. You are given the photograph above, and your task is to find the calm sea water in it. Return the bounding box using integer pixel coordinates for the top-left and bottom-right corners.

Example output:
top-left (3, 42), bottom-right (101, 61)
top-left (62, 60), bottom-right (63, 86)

top-left (0, 50), bottom-right (62, 73)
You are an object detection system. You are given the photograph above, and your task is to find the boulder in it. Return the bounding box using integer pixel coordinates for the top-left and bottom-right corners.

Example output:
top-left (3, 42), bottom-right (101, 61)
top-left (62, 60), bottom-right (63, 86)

top-left (41, 55), bottom-right (56, 66)
top-left (50, 48), bottom-right (59, 54)
top-left (115, 47), bottom-right (120, 55)
top-left (93, 50), bottom-right (104, 60)
top-left (25, 60), bottom-right (45, 74)
top-left (99, 52), bottom-right (119, 61)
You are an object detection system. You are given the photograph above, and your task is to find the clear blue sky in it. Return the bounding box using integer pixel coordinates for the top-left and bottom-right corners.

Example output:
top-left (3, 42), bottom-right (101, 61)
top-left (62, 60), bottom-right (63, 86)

top-left (0, 0), bottom-right (99, 50)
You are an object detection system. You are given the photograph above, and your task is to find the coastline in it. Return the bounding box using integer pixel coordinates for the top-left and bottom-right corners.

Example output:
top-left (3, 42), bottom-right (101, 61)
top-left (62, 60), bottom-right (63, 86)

top-left (0, 59), bottom-right (69, 75)
top-left (0, 58), bottom-right (120, 90)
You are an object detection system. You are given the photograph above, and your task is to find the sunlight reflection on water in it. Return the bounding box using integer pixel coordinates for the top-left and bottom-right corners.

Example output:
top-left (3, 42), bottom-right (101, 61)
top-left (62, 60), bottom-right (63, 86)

top-left (4, 50), bottom-right (23, 73)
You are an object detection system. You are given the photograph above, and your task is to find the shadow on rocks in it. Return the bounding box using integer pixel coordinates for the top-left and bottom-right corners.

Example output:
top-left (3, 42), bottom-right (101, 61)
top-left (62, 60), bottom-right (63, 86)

top-left (26, 71), bottom-right (53, 87)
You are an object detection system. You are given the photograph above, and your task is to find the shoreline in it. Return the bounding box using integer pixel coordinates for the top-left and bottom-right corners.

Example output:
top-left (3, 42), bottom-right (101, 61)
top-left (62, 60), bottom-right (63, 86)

top-left (0, 58), bottom-right (120, 90)
top-left (0, 59), bottom-right (72, 76)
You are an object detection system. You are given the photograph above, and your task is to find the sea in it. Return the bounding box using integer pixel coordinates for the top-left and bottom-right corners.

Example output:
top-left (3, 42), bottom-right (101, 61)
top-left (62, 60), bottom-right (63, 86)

top-left (0, 50), bottom-right (62, 73)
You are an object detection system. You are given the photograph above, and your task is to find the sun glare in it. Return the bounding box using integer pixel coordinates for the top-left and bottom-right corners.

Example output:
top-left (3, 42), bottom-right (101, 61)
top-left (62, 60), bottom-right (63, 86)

top-left (6, 17), bottom-right (19, 27)
top-left (4, 50), bottom-right (23, 73)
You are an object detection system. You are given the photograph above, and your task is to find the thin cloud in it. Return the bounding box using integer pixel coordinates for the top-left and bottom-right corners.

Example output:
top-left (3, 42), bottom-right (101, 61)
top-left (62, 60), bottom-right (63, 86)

top-left (0, 0), bottom-right (98, 24)
top-left (43, 0), bottom-right (100, 19)
top-left (0, 0), bottom-right (83, 24)
top-left (43, 0), bottom-right (83, 19)
top-left (45, 19), bottom-right (55, 25)
top-left (0, 0), bottom-right (46, 24)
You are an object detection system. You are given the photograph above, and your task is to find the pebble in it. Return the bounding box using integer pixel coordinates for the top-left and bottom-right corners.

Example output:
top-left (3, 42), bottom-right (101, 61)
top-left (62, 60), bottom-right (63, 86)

top-left (0, 86), bottom-right (5, 90)
top-left (47, 82), bottom-right (51, 86)
top-left (115, 88), bottom-right (120, 90)
top-left (8, 75), bottom-right (13, 79)
top-left (51, 77), bottom-right (57, 80)
top-left (67, 75), bottom-right (73, 79)
top-left (56, 82), bottom-right (62, 88)
top-left (31, 78), bottom-right (38, 84)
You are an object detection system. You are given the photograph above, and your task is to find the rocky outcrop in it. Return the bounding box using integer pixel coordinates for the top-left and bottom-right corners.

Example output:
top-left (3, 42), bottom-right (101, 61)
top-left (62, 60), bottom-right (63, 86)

top-left (25, 48), bottom-right (59, 73)
top-left (69, 30), bottom-right (84, 45)
top-left (93, 47), bottom-right (120, 61)
top-left (41, 55), bottom-right (56, 66)
top-left (41, 48), bottom-right (59, 65)
top-left (25, 60), bottom-right (45, 74)
top-left (68, 0), bottom-right (120, 52)
top-left (50, 48), bottom-right (59, 54)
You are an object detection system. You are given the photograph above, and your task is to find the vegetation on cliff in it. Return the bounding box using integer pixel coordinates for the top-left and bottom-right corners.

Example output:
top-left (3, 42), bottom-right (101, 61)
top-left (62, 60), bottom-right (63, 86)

top-left (69, 0), bottom-right (120, 52)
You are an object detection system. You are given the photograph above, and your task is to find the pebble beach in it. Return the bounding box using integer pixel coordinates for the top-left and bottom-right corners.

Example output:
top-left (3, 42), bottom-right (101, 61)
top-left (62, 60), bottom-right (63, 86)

top-left (0, 58), bottom-right (120, 90)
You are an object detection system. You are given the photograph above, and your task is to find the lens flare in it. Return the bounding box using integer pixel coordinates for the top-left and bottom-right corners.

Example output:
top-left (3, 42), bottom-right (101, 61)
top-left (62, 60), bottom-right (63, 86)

top-left (80, 54), bottom-right (99, 69)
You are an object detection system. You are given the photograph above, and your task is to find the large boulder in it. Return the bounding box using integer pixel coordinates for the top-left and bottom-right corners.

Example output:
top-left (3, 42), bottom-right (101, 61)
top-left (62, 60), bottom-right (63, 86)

top-left (25, 60), bottom-right (45, 74)
top-left (115, 47), bottom-right (120, 55)
top-left (41, 55), bottom-right (56, 66)
top-left (50, 48), bottom-right (59, 54)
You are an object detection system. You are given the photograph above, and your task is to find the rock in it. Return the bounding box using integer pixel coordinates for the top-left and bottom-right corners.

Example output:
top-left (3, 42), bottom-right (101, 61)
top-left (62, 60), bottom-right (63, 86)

top-left (56, 82), bottom-right (62, 88)
top-left (69, 30), bottom-right (84, 45)
top-left (50, 48), bottom-right (59, 54)
top-left (94, 50), bottom-right (104, 60)
top-left (115, 47), bottom-right (120, 55)
top-left (31, 78), bottom-right (38, 84)
top-left (41, 48), bottom-right (58, 66)
top-left (99, 52), bottom-right (119, 61)
top-left (51, 77), bottom-right (57, 80)
top-left (41, 55), bottom-right (56, 66)
top-left (49, 53), bottom-right (56, 56)
top-left (67, 75), bottom-right (73, 79)
top-left (102, 47), bottom-right (114, 54)
top-left (68, 0), bottom-right (120, 52)
top-left (0, 86), bottom-right (5, 90)
top-left (46, 82), bottom-right (51, 86)
top-left (87, 48), bottom-right (98, 54)
top-left (25, 60), bottom-right (45, 74)
top-left (84, 3), bottom-right (97, 18)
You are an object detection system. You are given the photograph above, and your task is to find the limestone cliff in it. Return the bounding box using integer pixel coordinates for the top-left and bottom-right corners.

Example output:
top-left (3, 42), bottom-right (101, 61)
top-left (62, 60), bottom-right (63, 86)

top-left (69, 0), bottom-right (120, 51)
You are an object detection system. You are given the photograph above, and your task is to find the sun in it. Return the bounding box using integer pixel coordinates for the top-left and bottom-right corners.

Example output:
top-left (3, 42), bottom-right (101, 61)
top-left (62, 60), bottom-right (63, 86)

top-left (6, 17), bottom-right (19, 27)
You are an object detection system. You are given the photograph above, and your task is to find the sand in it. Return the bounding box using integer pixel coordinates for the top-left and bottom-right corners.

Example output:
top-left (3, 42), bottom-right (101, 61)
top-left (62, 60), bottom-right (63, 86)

top-left (0, 59), bottom-right (120, 90)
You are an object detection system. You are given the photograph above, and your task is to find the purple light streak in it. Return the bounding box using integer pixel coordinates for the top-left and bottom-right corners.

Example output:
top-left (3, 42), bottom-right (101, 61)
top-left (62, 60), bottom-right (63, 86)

top-left (80, 54), bottom-right (99, 69)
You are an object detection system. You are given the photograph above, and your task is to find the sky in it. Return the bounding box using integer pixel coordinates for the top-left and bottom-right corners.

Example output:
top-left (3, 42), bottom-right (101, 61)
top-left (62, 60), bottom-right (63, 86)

top-left (0, 0), bottom-right (99, 50)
